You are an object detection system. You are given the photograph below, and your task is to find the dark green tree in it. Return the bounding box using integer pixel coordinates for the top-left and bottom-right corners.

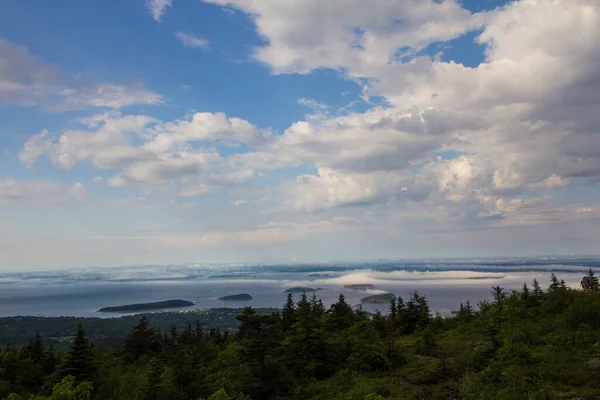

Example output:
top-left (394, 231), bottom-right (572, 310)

top-left (124, 316), bottom-right (161, 362)
top-left (549, 272), bottom-right (561, 291)
top-left (281, 293), bottom-right (296, 331)
top-left (62, 323), bottom-right (96, 383)
top-left (327, 294), bottom-right (357, 332)
top-left (532, 278), bottom-right (543, 296)
top-left (491, 286), bottom-right (507, 305)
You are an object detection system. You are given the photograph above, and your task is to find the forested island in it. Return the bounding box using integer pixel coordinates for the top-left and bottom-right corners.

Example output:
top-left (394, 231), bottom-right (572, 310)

top-left (344, 284), bottom-right (375, 290)
top-left (2, 271), bottom-right (600, 400)
top-left (98, 299), bottom-right (194, 313)
top-left (360, 293), bottom-right (396, 303)
top-left (218, 294), bottom-right (253, 301)
top-left (284, 287), bottom-right (323, 293)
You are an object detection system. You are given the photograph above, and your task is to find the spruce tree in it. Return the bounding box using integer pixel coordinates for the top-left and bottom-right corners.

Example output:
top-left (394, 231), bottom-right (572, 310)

top-left (491, 286), bottom-right (507, 305)
top-left (587, 269), bottom-right (599, 291)
top-left (521, 283), bottom-right (530, 301)
top-left (125, 315), bottom-right (161, 362)
top-left (389, 297), bottom-right (397, 321)
top-left (63, 323), bottom-right (96, 383)
top-left (327, 294), bottom-right (355, 331)
top-left (281, 293), bottom-right (296, 330)
top-left (310, 292), bottom-right (325, 319)
top-left (532, 278), bottom-right (543, 296)
top-left (23, 331), bottom-right (46, 365)
top-left (549, 273), bottom-right (561, 291)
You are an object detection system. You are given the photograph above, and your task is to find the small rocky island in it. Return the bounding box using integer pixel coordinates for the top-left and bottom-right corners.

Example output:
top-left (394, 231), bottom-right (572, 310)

top-left (218, 294), bottom-right (253, 301)
top-left (344, 284), bottom-right (376, 290)
top-left (360, 293), bottom-right (396, 304)
top-left (99, 299), bottom-right (194, 313)
top-left (284, 287), bottom-right (323, 293)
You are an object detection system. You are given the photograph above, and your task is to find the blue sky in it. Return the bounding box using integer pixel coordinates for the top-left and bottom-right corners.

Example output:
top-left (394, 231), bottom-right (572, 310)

top-left (1, 0), bottom-right (600, 270)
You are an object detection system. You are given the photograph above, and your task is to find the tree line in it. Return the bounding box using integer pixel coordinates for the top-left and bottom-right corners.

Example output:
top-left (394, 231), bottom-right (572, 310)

top-left (1, 270), bottom-right (599, 399)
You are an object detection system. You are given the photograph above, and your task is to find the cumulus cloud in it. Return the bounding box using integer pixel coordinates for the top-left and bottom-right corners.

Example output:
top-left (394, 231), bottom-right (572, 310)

top-left (15, 0), bottom-right (600, 236)
top-left (0, 39), bottom-right (161, 110)
top-left (20, 111), bottom-right (266, 195)
top-left (175, 32), bottom-right (210, 50)
top-left (202, 0), bottom-right (487, 74)
top-left (206, 0), bottom-right (600, 228)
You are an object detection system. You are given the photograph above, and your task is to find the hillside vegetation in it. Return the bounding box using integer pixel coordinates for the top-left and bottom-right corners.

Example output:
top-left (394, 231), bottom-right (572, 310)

top-left (1, 271), bottom-right (599, 400)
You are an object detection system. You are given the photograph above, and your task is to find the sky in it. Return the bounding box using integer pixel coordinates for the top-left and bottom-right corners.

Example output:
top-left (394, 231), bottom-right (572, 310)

top-left (1, 0), bottom-right (600, 270)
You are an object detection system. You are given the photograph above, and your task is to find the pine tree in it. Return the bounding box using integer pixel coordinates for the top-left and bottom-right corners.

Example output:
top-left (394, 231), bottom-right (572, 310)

top-left (23, 331), bottom-right (46, 365)
top-left (327, 294), bottom-right (355, 331)
top-left (521, 283), bottom-right (530, 301)
top-left (281, 293), bottom-right (296, 330)
top-left (389, 297), bottom-right (397, 321)
top-left (587, 269), bottom-right (599, 291)
top-left (464, 300), bottom-right (474, 318)
top-left (532, 278), bottom-right (543, 296)
top-left (491, 286), bottom-right (507, 305)
top-left (395, 296), bottom-right (406, 331)
top-left (310, 292), bottom-right (325, 319)
top-left (63, 323), bottom-right (96, 383)
top-left (560, 279), bottom-right (567, 289)
top-left (125, 316), bottom-right (161, 362)
top-left (549, 273), bottom-right (561, 291)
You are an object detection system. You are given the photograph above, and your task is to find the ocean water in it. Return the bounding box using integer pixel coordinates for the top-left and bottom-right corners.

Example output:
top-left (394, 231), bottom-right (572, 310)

top-left (0, 260), bottom-right (595, 318)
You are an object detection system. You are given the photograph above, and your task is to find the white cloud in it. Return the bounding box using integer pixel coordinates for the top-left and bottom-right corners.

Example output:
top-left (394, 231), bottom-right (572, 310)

top-left (147, 0), bottom-right (173, 22)
top-left (0, 39), bottom-right (162, 110)
top-left (0, 178), bottom-right (86, 205)
top-left (20, 111), bottom-right (264, 195)
top-left (202, 0), bottom-right (488, 74)
top-left (209, 0), bottom-right (600, 229)
top-left (175, 32), bottom-right (210, 50)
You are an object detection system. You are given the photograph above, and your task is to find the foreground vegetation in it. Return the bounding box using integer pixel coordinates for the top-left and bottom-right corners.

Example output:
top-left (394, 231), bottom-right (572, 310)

top-left (1, 271), bottom-right (600, 399)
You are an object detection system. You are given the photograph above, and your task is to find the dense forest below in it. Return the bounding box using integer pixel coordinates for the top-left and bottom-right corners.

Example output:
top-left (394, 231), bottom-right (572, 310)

top-left (1, 271), bottom-right (600, 400)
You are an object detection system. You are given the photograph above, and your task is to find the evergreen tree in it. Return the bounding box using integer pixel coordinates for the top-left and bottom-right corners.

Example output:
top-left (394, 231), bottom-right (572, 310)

top-left (23, 332), bottom-right (46, 365)
top-left (62, 323), bottom-right (96, 383)
top-left (281, 293), bottom-right (296, 330)
top-left (549, 273), bottom-right (561, 291)
top-left (521, 282), bottom-right (530, 301)
top-left (532, 278), bottom-right (543, 296)
top-left (310, 292), bottom-right (325, 319)
top-left (394, 296), bottom-right (406, 331)
top-left (491, 286), bottom-right (507, 305)
top-left (389, 298), bottom-right (397, 321)
top-left (587, 269), bottom-right (599, 291)
top-left (125, 316), bottom-right (161, 362)
top-left (327, 294), bottom-right (356, 331)
top-left (464, 300), bottom-right (474, 319)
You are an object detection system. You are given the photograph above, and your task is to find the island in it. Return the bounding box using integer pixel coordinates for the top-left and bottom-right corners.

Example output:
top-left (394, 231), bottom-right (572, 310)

top-left (344, 284), bottom-right (375, 290)
top-left (360, 293), bottom-right (396, 304)
top-left (218, 294), bottom-right (253, 301)
top-left (284, 287), bottom-right (323, 293)
top-left (98, 299), bottom-right (194, 313)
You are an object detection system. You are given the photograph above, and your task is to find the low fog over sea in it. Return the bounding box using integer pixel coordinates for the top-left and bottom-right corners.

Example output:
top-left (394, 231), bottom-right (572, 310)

top-left (1, 257), bottom-right (597, 318)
